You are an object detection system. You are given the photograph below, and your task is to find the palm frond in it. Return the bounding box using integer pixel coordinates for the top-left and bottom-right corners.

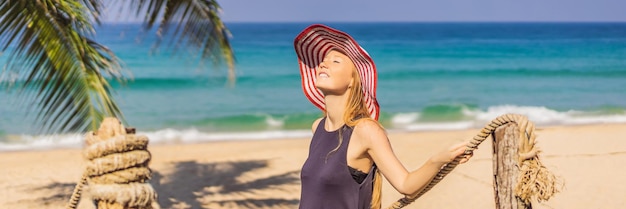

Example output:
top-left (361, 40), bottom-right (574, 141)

top-left (0, 0), bottom-right (236, 134)
top-left (127, 0), bottom-right (236, 82)
top-left (0, 0), bottom-right (124, 133)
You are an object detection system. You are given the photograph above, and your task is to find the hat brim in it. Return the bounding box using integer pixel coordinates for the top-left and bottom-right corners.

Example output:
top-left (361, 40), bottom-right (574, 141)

top-left (294, 24), bottom-right (379, 120)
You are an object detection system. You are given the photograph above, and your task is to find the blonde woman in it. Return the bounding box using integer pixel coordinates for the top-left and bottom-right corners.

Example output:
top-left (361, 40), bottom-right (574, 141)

top-left (294, 24), bottom-right (473, 209)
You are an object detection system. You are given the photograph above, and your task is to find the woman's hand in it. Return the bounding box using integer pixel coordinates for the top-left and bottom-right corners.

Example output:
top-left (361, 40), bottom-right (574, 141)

top-left (429, 141), bottom-right (473, 165)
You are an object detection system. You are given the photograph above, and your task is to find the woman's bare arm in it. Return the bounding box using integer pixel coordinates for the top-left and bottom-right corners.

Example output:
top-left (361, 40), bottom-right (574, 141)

top-left (353, 120), bottom-right (470, 195)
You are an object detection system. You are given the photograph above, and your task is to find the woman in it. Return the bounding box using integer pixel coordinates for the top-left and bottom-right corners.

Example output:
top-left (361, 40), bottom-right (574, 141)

top-left (294, 24), bottom-right (473, 209)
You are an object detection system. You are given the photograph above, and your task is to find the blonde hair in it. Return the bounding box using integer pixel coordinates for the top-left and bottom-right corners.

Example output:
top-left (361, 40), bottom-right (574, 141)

top-left (325, 62), bottom-right (383, 209)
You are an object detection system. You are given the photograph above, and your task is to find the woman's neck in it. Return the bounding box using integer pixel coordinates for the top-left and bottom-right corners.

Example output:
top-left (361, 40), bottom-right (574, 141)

top-left (324, 94), bottom-right (348, 131)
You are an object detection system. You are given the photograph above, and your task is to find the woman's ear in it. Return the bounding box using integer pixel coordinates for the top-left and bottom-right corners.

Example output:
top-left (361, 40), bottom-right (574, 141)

top-left (349, 69), bottom-right (357, 89)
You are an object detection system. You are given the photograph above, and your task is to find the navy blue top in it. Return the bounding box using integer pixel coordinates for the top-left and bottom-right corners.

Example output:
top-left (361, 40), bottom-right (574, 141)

top-left (299, 118), bottom-right (376, 209)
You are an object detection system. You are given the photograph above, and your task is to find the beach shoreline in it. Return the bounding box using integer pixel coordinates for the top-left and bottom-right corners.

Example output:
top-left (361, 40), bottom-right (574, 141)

top-left (1, 123), bottom-right (625, 208)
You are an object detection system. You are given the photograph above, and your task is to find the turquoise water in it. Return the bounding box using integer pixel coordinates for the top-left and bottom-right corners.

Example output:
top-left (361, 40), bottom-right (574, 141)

top-left (1, 22), bottom-right (626, 150)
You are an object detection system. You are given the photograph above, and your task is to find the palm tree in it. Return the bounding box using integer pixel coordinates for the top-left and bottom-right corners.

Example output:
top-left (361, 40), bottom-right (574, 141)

top-left (0, 0), bottom-right (235, 134)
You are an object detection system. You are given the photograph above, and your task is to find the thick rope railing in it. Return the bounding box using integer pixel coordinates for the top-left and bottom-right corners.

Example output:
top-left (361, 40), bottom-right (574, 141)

top-left (66, 118), bottom-right (160, 209)
top-left (386, 114), bottom-right (559, 209)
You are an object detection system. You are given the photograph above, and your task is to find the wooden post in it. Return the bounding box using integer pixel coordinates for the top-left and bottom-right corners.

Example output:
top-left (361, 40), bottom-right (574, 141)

top-left (492, 123), bottom-right (532, 209)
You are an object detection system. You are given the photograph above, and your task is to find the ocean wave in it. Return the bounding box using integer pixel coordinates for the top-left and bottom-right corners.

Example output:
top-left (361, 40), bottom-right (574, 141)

top-left (142, 129), bottom-right (312, 143)
top-left (387, 104), bottom-right (626, 130)
top-left (2, 105), bottom-right (625, 152)
top-left (0, 133), bottom-right (84, 151)
top-left (177, 112), bottom-right (320, 132)
top-left (0, 129), bottom-right (312, 152)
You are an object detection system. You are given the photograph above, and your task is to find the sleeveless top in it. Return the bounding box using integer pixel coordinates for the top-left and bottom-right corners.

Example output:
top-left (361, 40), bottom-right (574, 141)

top-left (299, 118), bottom-right (377, 209)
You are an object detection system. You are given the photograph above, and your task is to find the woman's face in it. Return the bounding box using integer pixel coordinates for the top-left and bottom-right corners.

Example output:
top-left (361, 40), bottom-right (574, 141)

top-left (315, 50), bottom-right (356, 95)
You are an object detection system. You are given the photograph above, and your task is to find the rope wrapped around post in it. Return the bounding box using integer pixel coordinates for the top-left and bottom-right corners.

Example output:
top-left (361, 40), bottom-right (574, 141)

top-left (66, 118), bottom-right (160, 209)
top-left (386, 114), bottom-right (559, 209)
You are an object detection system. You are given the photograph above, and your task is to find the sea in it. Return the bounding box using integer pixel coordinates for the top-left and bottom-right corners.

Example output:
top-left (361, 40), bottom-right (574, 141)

top-left (1, 22), bottom-right (626, 151)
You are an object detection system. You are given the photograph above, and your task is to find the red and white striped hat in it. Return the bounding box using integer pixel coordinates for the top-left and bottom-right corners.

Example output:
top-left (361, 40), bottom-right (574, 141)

top-left (294, 24), bottom-right (379, 120)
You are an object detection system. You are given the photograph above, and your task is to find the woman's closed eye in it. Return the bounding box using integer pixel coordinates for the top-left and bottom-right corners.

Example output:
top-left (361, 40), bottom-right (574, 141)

top-left (330, 56), bottom-right (343, 63)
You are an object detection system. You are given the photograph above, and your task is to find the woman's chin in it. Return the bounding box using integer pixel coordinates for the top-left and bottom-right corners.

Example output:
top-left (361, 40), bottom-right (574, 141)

top-left (316, 87), bottom-right (348, 96)
top-left (316, 85), bottom-right (333, 92)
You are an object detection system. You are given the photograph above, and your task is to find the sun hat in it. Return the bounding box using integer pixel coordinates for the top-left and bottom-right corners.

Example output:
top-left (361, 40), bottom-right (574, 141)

top-left (294, 24), bottom-right (380, 120)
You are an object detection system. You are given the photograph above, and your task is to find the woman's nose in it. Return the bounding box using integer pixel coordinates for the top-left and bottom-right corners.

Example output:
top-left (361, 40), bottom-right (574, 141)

top-left (319, 60), bottom-right (328, 69)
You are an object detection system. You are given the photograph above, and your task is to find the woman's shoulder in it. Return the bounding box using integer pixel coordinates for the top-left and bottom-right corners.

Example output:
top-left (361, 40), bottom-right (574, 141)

top-left (311, 117), bottom-right (324, 133)
top-left (352, 119), bottom-right (388, 148)
top-left (353, 119), bottom-right (386, 136)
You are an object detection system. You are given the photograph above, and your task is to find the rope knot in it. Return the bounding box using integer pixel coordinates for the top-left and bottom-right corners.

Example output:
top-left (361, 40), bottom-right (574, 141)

top-left (67, 117), bottom-right (160, 209)
top-left (386, 114), bottom-right (561, 209)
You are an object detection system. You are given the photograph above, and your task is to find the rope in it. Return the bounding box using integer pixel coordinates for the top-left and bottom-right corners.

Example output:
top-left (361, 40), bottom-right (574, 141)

top-left (66, 118), bottom-right (160, 209)
top-left (66, 172), bottom-right (88, 209)
top-left (386, 114), bottom-right (559, 209)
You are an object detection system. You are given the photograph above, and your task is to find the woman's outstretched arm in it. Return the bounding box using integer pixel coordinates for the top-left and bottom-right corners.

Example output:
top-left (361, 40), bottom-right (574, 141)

top-left (354, 120), bottom-right (471, 195)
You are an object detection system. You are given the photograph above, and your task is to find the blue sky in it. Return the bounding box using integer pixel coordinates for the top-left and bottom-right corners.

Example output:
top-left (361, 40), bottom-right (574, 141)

top-left (102, 0), bottom-right (626, 23)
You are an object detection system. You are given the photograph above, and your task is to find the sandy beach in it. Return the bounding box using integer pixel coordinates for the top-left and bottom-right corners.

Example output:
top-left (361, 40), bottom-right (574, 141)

top-left (1, 123), bottom-right (625, 209)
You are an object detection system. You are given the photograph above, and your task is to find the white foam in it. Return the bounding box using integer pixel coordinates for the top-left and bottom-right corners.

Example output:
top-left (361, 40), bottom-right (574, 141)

top-left (391, 112), bottom-right (420, 125)
top-left (264, 115), bottom-right (285, 128)
top-left (141, 128), bottom-right (312, 143)
top-left (389, 105), bottom-right (626, 131)
top-left (0, 129), bottom-right (313, 152)
top-left (2, 105), bottom-right (625, 151)
top-left (473, 105), bottom-right (570, 125)
top-left (0, 133), bottom-right (83, 151)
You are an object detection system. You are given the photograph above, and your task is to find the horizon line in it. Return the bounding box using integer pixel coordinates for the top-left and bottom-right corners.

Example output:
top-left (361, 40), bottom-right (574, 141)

top-left (100, 20), bottom-right (626, 24)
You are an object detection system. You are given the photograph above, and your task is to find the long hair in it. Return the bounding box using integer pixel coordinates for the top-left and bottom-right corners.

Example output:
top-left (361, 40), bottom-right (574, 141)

top-left (325, 63), bottom-right (383, 209)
